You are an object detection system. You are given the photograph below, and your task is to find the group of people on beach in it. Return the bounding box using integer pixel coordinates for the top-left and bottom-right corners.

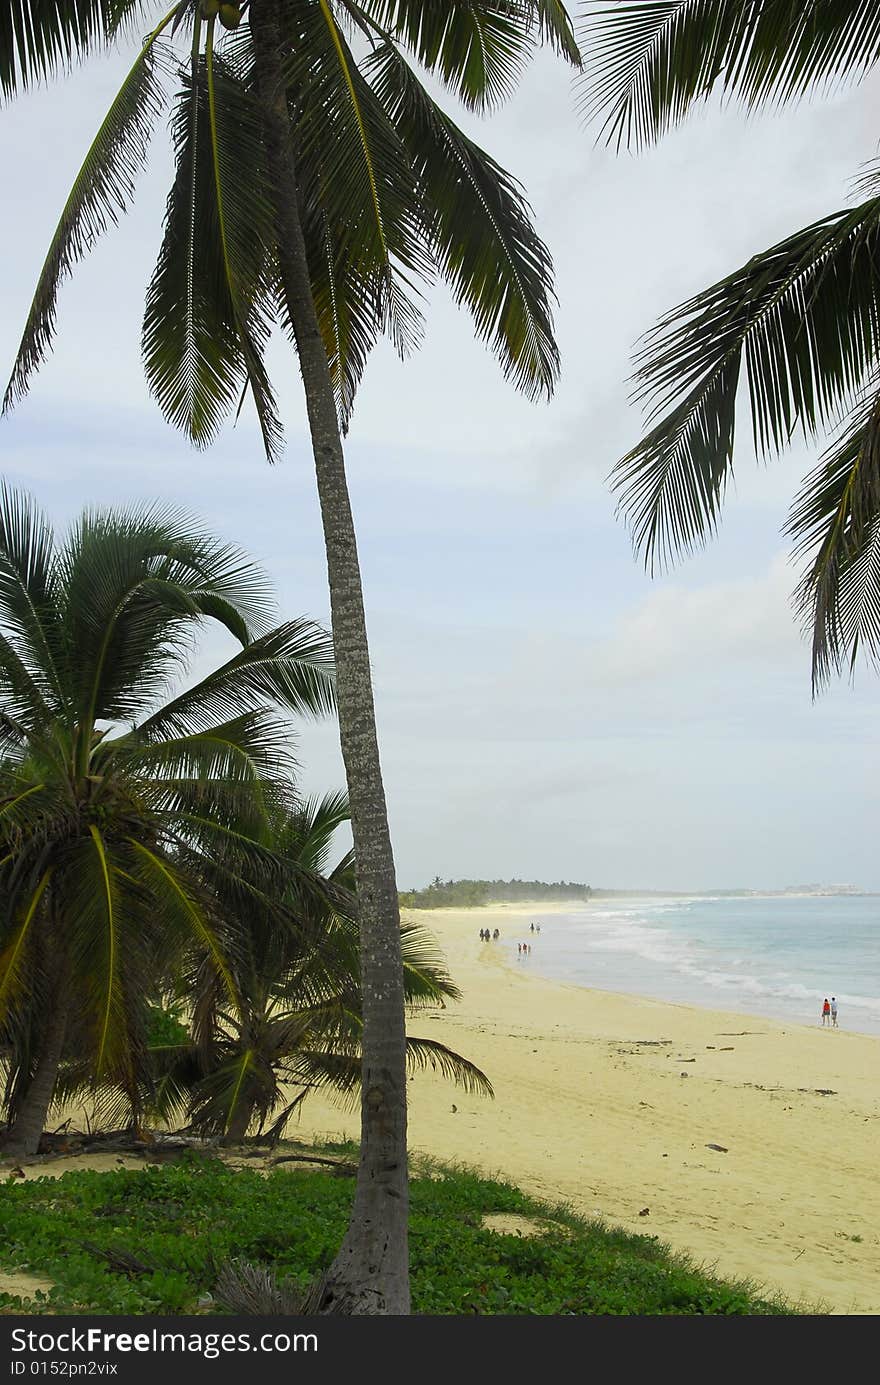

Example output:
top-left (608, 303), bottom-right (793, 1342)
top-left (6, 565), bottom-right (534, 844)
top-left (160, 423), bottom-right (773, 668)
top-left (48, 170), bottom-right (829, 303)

top-left (821, 997), bottom-right (839, 1027)
top-left (477, 921), bottom-right (542, 956)
top-left (518, 922), bottom-right (542, 956)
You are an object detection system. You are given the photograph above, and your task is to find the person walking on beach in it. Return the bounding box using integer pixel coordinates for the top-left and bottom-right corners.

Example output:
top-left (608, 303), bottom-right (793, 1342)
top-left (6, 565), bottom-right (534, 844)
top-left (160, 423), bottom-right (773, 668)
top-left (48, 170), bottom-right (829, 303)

top-left (831, 997), bottom-right (839, 1028)
top-left (821, 998), bottom-right (831, 1026)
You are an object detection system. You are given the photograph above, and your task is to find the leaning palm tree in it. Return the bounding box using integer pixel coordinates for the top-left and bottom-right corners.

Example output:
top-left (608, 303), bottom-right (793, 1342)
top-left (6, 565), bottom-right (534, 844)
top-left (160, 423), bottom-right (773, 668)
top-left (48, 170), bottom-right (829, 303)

top-left (581, 0), bottom-right (880, 689)
top-left (2, 0), bottom-right (580, 1312)
top-left (0, 482), bottom-right (335, 1157)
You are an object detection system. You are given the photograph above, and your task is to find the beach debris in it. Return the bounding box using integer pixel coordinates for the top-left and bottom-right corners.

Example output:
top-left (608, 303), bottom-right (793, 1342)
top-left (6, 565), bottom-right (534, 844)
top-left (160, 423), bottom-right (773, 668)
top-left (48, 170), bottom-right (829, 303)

top-left (719, 1046), bottom-right (735, 1051)
top-left (270, 1154), bottom-right (356, 1176)
top-left (678, 1057), bottom-right (696, 1062)
top-left (706, 1045), bottom-right (716, 1049)
top-left (214, 1261), bottom-right (304, 1315)
top-left (631, 1039), bottom-right (672, 1046)
top-left (451, 1104), bottom-right (458, 1113)
top-left (5, 1166), bottom-right (25, 1181)
top-left (638, 1207), bottom-right (650, 1217)
top-left (797, 1088), bottom-right (837, 1096)
top-left (661, 1153), bottom-right (668, 1157)
top-left (79, 1243), bottom-right (157, 1279)
top-left (680, 1072), bottom-right (689, 1077)
top-left (705, 1143), bottom-right (728, 1153)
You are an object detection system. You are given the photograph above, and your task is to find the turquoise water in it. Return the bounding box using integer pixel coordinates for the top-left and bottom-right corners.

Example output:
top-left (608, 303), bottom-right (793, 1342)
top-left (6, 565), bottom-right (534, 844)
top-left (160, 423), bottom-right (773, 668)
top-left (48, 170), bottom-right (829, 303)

top-left (507, 895), bottom-right (880, 1035)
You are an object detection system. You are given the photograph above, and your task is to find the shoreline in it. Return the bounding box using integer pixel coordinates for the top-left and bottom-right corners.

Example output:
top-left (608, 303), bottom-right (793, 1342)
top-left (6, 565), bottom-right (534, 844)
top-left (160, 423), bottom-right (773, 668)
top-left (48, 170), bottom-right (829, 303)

top-left (291, 902), bottom-right (880, 1314)
top-left (477, 896), bottom-right (880, 1039)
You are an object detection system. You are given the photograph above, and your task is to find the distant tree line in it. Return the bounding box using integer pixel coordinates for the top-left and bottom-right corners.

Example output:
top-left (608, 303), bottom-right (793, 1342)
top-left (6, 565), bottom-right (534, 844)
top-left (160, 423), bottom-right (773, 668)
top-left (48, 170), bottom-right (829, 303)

top-left (399, 878), bottom-right (592, 909)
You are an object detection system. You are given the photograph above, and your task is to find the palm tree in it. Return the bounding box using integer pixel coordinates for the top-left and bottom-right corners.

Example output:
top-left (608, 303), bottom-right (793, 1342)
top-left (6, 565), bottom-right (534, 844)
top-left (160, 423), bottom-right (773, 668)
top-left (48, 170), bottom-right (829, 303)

top-left (140, 792), bottom-right (492, 1142)
top-left (581, 0), bottom-right (880, 689)
top-left (0, 482), bottom-right (335, 1157)
top-left (2, 0), bottom-right (580, 1311)
top-left (59, 790), bottom-right (491, 1140)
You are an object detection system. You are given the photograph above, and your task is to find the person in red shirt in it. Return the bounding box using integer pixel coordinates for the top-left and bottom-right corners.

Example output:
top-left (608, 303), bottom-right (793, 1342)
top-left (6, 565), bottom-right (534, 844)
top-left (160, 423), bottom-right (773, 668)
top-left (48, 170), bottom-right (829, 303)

top-left (821, 998), bottom-right (831, 1026)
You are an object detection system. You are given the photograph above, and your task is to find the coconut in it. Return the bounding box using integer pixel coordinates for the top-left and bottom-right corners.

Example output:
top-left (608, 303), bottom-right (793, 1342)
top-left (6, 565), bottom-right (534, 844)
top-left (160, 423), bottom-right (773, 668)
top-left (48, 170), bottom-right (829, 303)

top-left (219, 3), bottom-right (242, 28)
top-left (199, 0), bottom-right (221, 17)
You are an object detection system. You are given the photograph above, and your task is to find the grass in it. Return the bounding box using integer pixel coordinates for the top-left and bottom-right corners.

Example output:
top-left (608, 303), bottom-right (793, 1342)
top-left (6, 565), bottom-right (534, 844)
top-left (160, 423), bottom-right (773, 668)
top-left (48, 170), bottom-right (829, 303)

top-left (0, 1151), bottom-right (797, 1315)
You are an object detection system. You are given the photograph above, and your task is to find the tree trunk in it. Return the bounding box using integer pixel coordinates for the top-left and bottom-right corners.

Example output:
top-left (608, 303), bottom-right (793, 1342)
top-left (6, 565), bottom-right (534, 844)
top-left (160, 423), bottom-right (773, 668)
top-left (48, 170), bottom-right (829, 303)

top-left (2, 989), bottom-right (69, 1160)
top-left (250, 1), bottom-right (410, 1315)
top-left (222, 1098), bottom-right (254, 1146)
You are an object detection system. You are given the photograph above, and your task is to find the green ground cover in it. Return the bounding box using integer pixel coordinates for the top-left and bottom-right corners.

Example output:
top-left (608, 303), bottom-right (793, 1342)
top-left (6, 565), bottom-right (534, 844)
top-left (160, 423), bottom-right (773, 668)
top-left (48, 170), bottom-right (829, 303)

top-left (0, 1153), bottom-right (796, 1315)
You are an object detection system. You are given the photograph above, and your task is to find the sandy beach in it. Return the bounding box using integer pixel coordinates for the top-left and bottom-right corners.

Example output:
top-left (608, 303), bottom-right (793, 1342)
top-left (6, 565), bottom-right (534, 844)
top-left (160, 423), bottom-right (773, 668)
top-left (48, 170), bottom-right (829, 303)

top-left (3, 901), bottom-right (877, 1315)
top-left (289, 903), bottom-right (880, 1315)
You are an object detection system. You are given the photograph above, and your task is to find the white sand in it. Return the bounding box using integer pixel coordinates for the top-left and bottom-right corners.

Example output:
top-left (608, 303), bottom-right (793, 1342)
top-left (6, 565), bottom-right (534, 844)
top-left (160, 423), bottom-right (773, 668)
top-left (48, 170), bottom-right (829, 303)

top-left (290, 903), bottom-right (880, 1314)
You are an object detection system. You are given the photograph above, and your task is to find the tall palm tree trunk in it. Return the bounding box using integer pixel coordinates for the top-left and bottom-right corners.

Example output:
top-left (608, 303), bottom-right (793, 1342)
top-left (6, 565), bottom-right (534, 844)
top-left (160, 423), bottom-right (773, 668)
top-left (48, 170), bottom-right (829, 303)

top-left (3, 989), bottom-right (69, 1159)
top-left (251, 0), bottom-right (410, 1315)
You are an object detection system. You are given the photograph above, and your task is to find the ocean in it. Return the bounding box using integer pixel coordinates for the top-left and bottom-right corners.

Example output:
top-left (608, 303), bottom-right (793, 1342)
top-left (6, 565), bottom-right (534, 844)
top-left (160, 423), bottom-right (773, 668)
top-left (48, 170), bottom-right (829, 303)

top-left (509, 894), bottom-right (880, 1035)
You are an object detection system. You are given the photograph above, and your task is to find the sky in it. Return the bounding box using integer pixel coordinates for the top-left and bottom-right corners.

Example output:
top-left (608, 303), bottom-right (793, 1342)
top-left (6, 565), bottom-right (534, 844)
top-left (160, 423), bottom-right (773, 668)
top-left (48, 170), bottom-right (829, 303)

top-left (1, 16), bottom-right (879, 893)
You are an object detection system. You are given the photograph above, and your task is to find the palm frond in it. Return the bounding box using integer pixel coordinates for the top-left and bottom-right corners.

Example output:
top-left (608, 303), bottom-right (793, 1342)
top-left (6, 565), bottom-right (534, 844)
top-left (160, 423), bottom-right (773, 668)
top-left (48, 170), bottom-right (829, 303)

top-left (275, 789), bottom-right (350, 875)
top-left (279, 1031), bottom-right (492, 1103)
top-left (367, 39), bottom-right (559, 400)
top-left (353, 0), bottom-right (537, 109)
top-left (283, 0), bottom-right (428, 376)
top-left (187, 1043), bottom-right (279, 1135)
top-left (0, 1), bottom-right (141, 99)
top-left (612, 195), bottom-right (880, 570)
top-left (531, 0), bottom-right (582, 64)
top-left (86, 826), bottom-right (122, 1075)
top-left (143, 44), bottom-right (280, 457)
top-left (3, 9), bottom-right (173, 411)
top-left (580, 0), bottom-right (880, 150)
top-left (400, 920), bottom-right (462, 1006)
top-left (404, 1034), bottom-right (493, 1096)
top-left (121, 710), bottom-right (294, 794)
top-left (0, 639), bottom-right (54, 730)
top-left (296, 198), bottom-right (382, 432)
top-left (0, 488), bottom-right (66, 727)
top-left (57, 501), bottom-right (275, 728)
top-left (61, 834), bottom-right (160, 1082)
top-left (788, 386), bottom-right (880, 689)
top-left (0, 869), bottom-right (50, 1019)
top-left (204, 18), bottom-right (282, 460)
top-left (125, 837), bottom-right (239, 1010)
top-left (133, 618), bottom-right (336, 745)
